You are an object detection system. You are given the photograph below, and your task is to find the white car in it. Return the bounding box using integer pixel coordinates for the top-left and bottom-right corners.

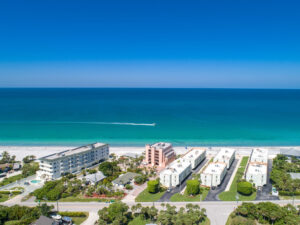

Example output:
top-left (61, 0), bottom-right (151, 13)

top-left (272, 187), bottom-right (278, 196)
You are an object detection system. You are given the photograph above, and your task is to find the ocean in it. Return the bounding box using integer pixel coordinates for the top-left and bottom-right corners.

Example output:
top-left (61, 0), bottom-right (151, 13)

top-left (0, 88), bottom-right (300, 146)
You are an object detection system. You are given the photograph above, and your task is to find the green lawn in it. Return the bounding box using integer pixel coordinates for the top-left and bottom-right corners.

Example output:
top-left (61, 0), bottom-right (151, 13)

top-left (70, 213), bottom-right (89, 225)
top-left (58, 195), bottom-right (119, 202)
top-left (135, 189), bottom-right (166, 202)
top-left (0, 193), bottom-right (18, 202)
top-left (201, 218), bottom-right (211, 225)
top-left (219, 156), bottom-right (256, 201)
top-left (170, 188), bottom-right (209, 202)
top-left (129, 216), bottom-right (152, 225)
top-left (279, 195), bottom-right (300, 200)
top-left (0, 174), bottom-right (23, 187)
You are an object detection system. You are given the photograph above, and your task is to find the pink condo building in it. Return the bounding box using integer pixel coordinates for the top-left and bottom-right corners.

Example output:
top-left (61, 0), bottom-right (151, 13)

top-left (145, 142), bottom-right (176, 168)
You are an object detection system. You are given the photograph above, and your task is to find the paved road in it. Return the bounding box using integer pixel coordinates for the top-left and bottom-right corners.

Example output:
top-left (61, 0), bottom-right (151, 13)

top-left (2, 200), bottom-right (299, 225)
top-left (205, 159), bottom-right (238, 201)
top-left (256, 159), bottom-right (279, 201)
top-left (158, 158), bottom-right (208, 202)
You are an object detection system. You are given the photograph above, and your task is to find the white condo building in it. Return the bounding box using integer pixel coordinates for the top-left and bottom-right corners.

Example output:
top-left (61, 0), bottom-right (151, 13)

top-left (201, 162), bottom-right (227, 187)
top-left (213, 148), bottom-right (235, 169)
top-left (182, 148), bottom-right (206, 169)
top-left (246, 148), bottom-right (268, 187)
top-left (245, 163), bottom-right (267, 187)
top-left (160, 158), bottom-right (191, 188)
top-left (37, 143), bottom-right (109, 180)
top-left (250, 148), bottom-right (268, 163)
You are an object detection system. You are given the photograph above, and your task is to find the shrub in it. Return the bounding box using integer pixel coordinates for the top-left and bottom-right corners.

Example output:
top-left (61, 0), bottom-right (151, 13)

top-left (125, 184), bottom-right (133, 190)
top-left (186, 180), bottom-right (200, 195)
top-left (134, 175), bottom-right (147, 185)
top-left (59, 211), bottom-right (86, 217)
top-left (237, 181), bottom-right (253, 195)
top-left (0, 191), bottom-right (11, 194)
top-left (147, 180), bottom-right (159, 193)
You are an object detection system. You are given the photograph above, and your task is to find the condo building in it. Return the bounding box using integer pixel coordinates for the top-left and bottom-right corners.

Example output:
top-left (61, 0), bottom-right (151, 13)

top-left (246, 148), bottom-right (268, 187)
top-left (37, 143), bottom-right (109, 180)
top-left (245, 163), bottom-right (267, 187)
top-left (145, 142), bottom-right (176, 168)
top-left (160, 158), bottom-right (191, 188)
top-left (250, 148), bottom-right (268, 163)
top-left (182, 148), bottom-right (206, 169)
top-left (213, 148), bottom-right (235, 169)
top-left (201, 162), bottom-right (227, 187)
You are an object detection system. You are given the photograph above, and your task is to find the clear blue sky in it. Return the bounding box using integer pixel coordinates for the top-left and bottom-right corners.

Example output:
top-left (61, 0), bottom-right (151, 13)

top-left (0, 0), bottom-right (300, 88)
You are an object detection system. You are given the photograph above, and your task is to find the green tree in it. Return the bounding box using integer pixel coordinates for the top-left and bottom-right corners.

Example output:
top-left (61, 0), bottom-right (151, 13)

top-left (147, 180), bottom-right (159, 193)
top-left (186, 179), bottom-right (200, 195)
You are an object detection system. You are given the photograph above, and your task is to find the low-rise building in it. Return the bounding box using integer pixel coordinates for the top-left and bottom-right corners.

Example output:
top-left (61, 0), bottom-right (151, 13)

top-left (250, 148), bottom-right (268, 163)
top-left (182, 148), bottom-right (206, 169)
top-left (213, 148), bottom-right (235, 169)
top-left (37, 143), bottom-right (109, 180)
top-left (112, 172), bottom-right (139, 188)
top-left (145, 142), bottom-right (176, 168)
top-left (280, 148), bottom-right (300, 159)
top-left (160, 158), bottom-right (191, 188)
top-left (245, 163), bottom-right (267, 187)
top-left (201, 162), bottom-right (227, 187)
top-left (80, 171), bottom-right (106, 185)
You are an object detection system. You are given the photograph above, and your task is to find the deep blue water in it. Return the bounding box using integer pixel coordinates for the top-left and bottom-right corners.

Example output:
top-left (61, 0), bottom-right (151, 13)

top-left (0, 88), bottom-right (300, 146)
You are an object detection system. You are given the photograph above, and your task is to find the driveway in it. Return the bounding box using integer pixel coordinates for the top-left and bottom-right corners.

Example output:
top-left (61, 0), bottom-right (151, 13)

top-left (157, 158), bottom-right (208, 202)
top-left (205, 159), bottom-right (238, 201)
top-left (255, 159), bottom-right (279, 201)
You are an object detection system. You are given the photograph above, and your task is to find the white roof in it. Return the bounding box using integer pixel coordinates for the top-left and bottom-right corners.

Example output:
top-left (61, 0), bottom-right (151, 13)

top-left (203, 162), bottom-right (226, 175)
top-left (161, 158), bottom-right (190, 175)
top-left (150, 142), bottom-right (172, 150)
top-left (182, 148), bottom-right (206, 160)
top-left (289, 173), bottom-right (300, 180)
top-left (251, 148), bottom-right (268, 161)
top-left (247, 163), bottom-right (267, 175)
top-left (41, 143), bottom-right (108, 161)
top-left (214, 148), bottom-right (235, 161)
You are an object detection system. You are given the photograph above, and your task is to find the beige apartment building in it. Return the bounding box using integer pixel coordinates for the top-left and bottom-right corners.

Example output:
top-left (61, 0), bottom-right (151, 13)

top-left (145, 142), bottom-right (176, 168)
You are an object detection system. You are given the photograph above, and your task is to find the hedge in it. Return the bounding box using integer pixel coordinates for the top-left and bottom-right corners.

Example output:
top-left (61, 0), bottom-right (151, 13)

top-left (279, 191), bottom-right (300, 196)
top-left (237, 181), bottom-right (253, 195)
top-left (147, 180), bottom-right (159, 193)
top-left (0, 190), bottom-right (22, 194)
top-left (59, 212), bottom-right (87, 217)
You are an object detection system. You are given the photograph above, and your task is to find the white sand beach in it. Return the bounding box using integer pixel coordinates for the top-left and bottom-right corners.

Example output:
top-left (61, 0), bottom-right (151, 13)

top-left (0, 145), bottom-right (299, 160)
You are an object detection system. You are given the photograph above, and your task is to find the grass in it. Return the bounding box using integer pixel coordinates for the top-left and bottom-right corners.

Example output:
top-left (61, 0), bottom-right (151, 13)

top-left (0, 174), bottom-right (23, 187)
top-left (129, 216), bottom-right (152, 225)
top-left (170, 188), bottom-right (209, 202)
top-left (279, 195), bottom-right (300, 200)
top-left (70, 212), bottom-right (89, 225)
top-left (135, 188), bottom-right (166, 202)
top-left (0, 193), bottom-right (18, 202)
top-left (59, 195), bottom-right (118, 202)
top-left (200, 218), bottom-right (211, 225)
top-left (219, 156), bottom-right (256, 201)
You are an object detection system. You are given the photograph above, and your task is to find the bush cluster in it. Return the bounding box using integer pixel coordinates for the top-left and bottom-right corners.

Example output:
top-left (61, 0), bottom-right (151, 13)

top-left (186, 180), bottom-right (200, 195)
top-left (237, 181), bottom-right (253, 195)
top-left (147, 180), bottom-right (159, 193)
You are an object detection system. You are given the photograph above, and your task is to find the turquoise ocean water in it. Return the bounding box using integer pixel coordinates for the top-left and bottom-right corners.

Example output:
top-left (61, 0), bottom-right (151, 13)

top-left (0, 88), bottom-right (300, 146)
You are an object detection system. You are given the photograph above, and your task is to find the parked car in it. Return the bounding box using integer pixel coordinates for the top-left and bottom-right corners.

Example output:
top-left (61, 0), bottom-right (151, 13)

top-left (24, 182), bottom-right (30, 185)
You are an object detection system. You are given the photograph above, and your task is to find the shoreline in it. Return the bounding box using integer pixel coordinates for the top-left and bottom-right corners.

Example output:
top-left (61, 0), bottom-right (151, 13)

top-left (0, 145), bottom-right (299, 161)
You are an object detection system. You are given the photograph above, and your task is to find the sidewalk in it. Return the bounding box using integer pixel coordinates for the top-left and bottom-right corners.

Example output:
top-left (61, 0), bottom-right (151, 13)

top-left (81, 212), bottom-right (98, 225)
top-left (123, 183), bottom-right (147, 203)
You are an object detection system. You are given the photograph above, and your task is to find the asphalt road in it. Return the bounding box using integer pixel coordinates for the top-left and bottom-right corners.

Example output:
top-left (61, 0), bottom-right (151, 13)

top-left (255, 159), bottom-right (279, 201)
top-left (205, 159), bottom-right (238, 201)
top-left (158, 158), bottom-right (208, 202)
top-left (3, 200), bottom-right (299, 225)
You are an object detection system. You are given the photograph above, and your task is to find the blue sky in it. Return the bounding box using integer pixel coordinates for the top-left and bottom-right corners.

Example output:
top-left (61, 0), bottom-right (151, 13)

top-left (0, 0), bottom-right (299, 88)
